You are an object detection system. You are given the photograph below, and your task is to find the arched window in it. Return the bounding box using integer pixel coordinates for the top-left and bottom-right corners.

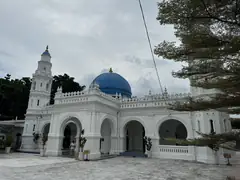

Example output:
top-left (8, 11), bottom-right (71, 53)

top-left (197, 120), bottom-right (201, 132)
top-left (37, 100), bottom-right (40, 106)
top-left (210, 119), bottom-right (215, 134)
top-left (40, 82), bottom-right (43, 87)
top-left (46, 83), bottom-right (49, 91)
top-left (30, 99), bottom-right (33, 107)
top-left (32, 82), bottom-right (36, 90)
top-left (224, 119), bottom-right (227, 132)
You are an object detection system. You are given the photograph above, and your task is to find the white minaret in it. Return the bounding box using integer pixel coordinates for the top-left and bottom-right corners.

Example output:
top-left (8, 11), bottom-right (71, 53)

top-left (27, 46), bottom-right (53, 113)
top-left (21, 46), bottom-right (53, 152)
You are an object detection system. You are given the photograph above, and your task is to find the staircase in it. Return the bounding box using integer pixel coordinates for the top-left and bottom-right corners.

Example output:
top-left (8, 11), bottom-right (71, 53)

top-left (91, 154), bottom-right (118, 161)
top-left (61, 149), bottom-right (75, 158)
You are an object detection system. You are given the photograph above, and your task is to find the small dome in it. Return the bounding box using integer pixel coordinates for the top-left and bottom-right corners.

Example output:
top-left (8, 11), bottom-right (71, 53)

top-left (41, 45), bottom-right (51, 57)
top-left (91, 68), bottom-right (132, 98)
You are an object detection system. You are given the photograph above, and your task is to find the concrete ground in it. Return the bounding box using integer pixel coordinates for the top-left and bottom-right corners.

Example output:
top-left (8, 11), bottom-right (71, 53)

top-left (0, 153), bottom-right (239, 180)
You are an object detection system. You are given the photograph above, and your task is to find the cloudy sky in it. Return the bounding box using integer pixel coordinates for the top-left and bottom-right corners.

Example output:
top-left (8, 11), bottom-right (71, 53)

top-left (0, 0), bottom-right (190, 96)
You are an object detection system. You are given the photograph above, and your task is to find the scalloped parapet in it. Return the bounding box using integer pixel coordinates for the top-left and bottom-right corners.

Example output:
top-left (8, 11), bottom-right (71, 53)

top-left (120, 92), bottom-right (191, 109)
top-left (121, 92), bottom-right (191, 102)
top-left (54, 88), bottom-right (121, 105)
top-left (53, 89), bottom-right (191, 109)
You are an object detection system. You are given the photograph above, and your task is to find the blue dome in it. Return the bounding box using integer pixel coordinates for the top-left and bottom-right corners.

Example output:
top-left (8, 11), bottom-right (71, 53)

top-left (91, 70), bottom-right (132, 98)
top-left (42, 50), bottom-right (51, 57)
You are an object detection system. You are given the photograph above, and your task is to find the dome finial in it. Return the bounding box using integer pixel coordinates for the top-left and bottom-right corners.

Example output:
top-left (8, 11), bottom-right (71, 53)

top-left (109, 68), bottom-right (113, 73)
top-left (41, 45), bottom-right (51, 57)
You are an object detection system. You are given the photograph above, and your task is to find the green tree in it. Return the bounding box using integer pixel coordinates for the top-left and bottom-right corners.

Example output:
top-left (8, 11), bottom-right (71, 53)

top-left (50, 74), bottom-right (86, 104)
top-left (154, 0), bottom-right (240, 150)
top-left (0, 75), bottom-right (31, 120)
top-left (0, 73), bottom-right (85, 119)
top-left (155, 0), bottom-right (240, 113)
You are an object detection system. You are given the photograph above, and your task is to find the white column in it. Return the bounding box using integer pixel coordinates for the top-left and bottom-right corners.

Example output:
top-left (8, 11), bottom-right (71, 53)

top-left (75, 136), bottom-right (79, 153)
top-left (84, 135), bottom-right (101, 159)
top-left (46, 134), bottom-right (63, 156)
top-left (151, 137), bottom-right (159, 158)
top-left (110, 136), bottom-right (118, 154)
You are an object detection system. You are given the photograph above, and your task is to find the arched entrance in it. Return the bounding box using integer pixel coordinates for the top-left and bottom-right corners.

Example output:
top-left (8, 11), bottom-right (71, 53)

top-left (159, 119), bottom-right (187, 145)
top-left (15, 133), bottom-right (22, 150)
top-left (125, 121), bottom-right (145, 153)
top-left (100, 119), bottom-right (112, 155)
top-left (62, 122), bottom-right (77, 150)
top-left (61, 117), bottom-right (82, 157)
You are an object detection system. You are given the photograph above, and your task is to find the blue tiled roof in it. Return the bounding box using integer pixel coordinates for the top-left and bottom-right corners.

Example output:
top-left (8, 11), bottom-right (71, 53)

top-left (91, 71), bottom-right (132, 98)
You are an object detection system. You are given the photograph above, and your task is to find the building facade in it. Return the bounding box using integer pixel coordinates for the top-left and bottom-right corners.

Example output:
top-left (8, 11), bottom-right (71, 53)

top-left (19, 47), bottom-right (234, 164)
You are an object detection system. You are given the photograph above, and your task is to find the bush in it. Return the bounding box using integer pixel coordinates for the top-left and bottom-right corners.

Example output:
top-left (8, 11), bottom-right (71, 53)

top-left (41, 134), bottom-right (48, 148)
top-left (5, 135), bottom-right (13, 147)
top-left (79, 129), bottom-right (87, 152)
top-left (33, 133), bottom-right (40, 144)
top-left (0, 138), bottom-right (4, 147)
top-left (144, 136), bottom-right (152, 151)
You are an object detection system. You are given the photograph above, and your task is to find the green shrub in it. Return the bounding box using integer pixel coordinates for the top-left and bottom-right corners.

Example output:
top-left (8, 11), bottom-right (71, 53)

top-left (5, 135), bottom-right (13, 147)
top-left (41, 134), bottom-right (48, 148)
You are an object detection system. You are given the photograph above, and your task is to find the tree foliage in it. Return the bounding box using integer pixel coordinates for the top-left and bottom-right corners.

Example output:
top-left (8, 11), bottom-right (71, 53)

top-left (167, 131), bottom-right (240, 151)
top-left (155, 0), bottom-right (240, 113)
top-left (0, 74), bottom-right (31, 120)
top-left (0, 73), bottom-right (85, 120)
top-left (155, 0), bottom-right (240, 151)
top-left (50, 74), bottom-right (86, 104)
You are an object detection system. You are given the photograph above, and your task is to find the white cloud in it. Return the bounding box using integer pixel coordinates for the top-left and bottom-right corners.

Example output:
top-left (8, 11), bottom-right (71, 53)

top-left (0, 0), bottom-right (189, 96)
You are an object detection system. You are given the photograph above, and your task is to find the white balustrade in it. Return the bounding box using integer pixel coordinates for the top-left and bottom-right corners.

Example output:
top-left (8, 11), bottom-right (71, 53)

top-left (54, 89), bottom-right (120, 105)
top-left (157, 145), bottom-right (195, 161)
top-left (159, 145), bottom-right (189, 154)
top-left (54, 89), bottom-right (191, 107)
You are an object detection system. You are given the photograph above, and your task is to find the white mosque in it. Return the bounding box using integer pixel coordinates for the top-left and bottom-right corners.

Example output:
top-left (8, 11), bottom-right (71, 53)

top-left (1, 47), bottom-right (236, 164)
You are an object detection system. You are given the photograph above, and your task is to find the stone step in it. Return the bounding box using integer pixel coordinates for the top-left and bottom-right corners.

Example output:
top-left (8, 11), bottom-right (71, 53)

top-left (119, 151), bottom-right (147, 158)
top-left (91, 155), bottom-right (118, 161)
top-left (17, 150), bottom-right (40, 154)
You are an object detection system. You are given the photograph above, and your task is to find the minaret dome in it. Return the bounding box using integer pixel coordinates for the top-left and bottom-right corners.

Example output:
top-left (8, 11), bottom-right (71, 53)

top-left (41, 45), bottom-right (51, 58)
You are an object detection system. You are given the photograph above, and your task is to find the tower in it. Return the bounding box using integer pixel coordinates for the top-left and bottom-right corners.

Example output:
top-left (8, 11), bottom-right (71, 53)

top-left (27, 46), bottom-right (53, 113)
top-left (21, 46), bottom-right (53, 152)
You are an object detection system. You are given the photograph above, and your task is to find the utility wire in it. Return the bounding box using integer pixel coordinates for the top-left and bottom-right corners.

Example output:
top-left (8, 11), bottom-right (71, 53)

top-left (137, 0), bottom-right (171, 115)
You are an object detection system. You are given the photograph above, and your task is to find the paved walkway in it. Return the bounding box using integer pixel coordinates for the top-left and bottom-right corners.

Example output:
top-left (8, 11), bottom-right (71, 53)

top-left (0, 153), bottom-right (239, 180)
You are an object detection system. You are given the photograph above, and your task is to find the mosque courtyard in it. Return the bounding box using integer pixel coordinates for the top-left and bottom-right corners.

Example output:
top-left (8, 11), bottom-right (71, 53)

top-left (0, 153), bottom-right (238, 180)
